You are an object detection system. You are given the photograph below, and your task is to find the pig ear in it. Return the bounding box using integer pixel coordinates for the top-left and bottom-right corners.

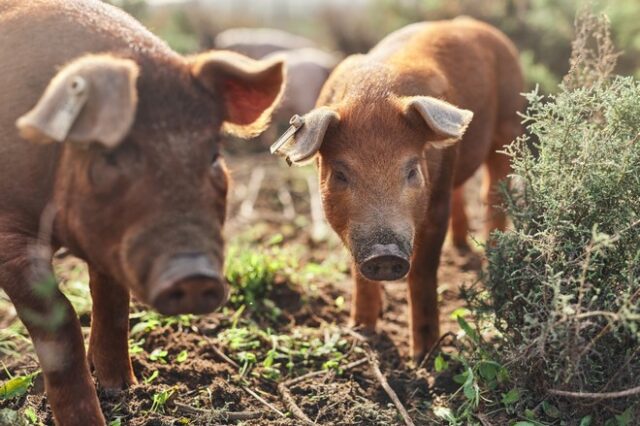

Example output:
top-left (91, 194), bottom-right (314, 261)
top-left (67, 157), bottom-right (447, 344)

top-left (270, 107), bottom-right (340, 166)
top-left (191, 50), bottom-right (285, 138)
top-left (403, 96), bottom-right (473, 148)
top-left (16, 55), bottom-right (139, 149)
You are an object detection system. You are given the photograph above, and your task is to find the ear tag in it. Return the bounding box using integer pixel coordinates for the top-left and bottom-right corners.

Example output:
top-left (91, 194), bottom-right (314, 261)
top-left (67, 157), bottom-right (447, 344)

top-left (270, 114), bottom-right (305, 165)
top-left (48, 76), bottom-right (89, 142)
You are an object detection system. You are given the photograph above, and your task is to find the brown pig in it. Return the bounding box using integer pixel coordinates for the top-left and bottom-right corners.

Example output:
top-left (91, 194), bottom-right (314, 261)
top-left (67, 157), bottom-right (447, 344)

top-left (0, 1), bottom-right (284, 424)
top-left (272, 19), bottom-right (523, 360)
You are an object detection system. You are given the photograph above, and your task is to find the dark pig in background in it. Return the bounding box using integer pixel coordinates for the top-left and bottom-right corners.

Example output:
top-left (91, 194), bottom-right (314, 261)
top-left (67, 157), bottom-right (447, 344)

top-left (0, 0), bottom-right (284, 424)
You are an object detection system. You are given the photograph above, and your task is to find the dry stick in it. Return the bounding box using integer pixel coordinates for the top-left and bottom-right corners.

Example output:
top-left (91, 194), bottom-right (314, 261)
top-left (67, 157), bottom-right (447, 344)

top-left (365, 348), bottom-right (416, 426)
top-left (417, 331), bottom-right (456, 370)
top-left (209, 343), bottom-right (286, 419)
top-left (283, 357), bottom-right (368, 387)
top-left (548, 385), bottom-right (640, 399)
top-left (277, 383), bottom-right (317, 426)
top-left (239, 166), bottom-right (265, 218)
top-left (242, 385), bottom-right (287, 418)
top-left (173, 401), bottom-right (262, 421)
top-left (277, 185), bottom-right (296, 220)
top-left (474, 412), bottom-right (494, 426)
top-left (305, 173), bottom-right (326, 242)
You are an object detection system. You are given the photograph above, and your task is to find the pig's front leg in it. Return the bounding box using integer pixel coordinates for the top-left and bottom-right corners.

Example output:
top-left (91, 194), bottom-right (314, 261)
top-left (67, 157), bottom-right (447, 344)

top-left (350, 266), bottom-right (382, 329)
top-left (1, 243), bottom-right (104, 426)
top-left (87, 267), bottom-right (136, 389)
top-left (408, 195), bottom-right (450, 362)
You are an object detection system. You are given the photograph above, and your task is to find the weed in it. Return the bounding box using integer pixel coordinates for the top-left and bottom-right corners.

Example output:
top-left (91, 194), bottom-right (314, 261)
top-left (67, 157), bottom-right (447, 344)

top-left (149, 387), bottom-right (175, 414)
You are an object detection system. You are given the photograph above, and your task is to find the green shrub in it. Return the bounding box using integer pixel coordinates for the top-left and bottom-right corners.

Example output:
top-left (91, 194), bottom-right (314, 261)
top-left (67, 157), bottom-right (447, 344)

top-left (470, 10), bottom-right (640, 422)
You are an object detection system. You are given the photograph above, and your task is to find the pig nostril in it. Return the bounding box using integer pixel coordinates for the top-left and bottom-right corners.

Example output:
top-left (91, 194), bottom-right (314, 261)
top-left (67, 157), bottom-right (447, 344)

top-left (202, 288), bottom-right (218, 300)
top-left (168, 289), bottom-right (185, 301)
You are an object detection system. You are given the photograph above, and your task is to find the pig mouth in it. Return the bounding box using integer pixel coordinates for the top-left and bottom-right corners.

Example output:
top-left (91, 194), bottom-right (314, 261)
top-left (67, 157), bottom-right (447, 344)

top-left (147, 253), bottom-right (229, 316)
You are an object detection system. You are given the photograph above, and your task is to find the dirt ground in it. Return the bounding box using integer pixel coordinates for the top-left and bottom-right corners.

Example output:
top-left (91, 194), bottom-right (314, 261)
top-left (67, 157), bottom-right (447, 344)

top-left (0, 149), bottom-right (488, 426)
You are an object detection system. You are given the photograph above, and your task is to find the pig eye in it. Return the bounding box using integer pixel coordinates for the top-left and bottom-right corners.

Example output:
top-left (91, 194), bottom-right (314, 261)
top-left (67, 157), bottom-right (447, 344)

top-left (334, 170), bottom-right (349, 184)
top-left (407, 167), bottom-right (421, 185)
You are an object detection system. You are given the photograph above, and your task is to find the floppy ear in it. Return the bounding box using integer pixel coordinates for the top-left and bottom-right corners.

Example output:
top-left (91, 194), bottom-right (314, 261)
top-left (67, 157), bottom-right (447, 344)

top-left (270, 107), bottom-right (339, 166)
top-left (402, 96), bottom-right (473, 148)
top-left (191, 50), bottom-right (285, 139)
top-left (17, 55), bottom-right (139, 149)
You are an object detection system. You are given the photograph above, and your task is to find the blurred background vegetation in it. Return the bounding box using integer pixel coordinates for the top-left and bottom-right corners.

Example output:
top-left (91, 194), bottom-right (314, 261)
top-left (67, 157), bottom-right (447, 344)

top-left (107, 0), bottom-right (640, 93)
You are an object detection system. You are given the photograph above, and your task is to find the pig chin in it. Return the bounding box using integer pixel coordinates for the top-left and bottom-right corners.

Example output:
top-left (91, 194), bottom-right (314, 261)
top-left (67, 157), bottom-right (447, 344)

top-left (350, 230), bottom-right (413, 282)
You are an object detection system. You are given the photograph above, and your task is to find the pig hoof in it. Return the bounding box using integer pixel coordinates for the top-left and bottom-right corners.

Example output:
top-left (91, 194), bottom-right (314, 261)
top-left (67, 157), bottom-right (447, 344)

top-left (97, 374), bottom-right (137, 392)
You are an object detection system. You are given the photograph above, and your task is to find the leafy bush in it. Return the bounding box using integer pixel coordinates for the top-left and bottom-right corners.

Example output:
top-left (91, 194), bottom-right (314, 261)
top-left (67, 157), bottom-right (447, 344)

top-left (465, 10), bottom-right (640, 423)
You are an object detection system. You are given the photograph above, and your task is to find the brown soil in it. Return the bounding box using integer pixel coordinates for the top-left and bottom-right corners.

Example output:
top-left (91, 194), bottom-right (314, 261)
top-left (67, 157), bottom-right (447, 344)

top-left (0, 151), bottom-right (489, 426)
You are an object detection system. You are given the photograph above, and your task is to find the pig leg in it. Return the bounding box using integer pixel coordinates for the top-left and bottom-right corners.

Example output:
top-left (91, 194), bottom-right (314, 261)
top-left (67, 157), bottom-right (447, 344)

top-left (350, 266), bottom-right (382, 330)
top-left (484, 124), bottom-right (515, 240)
top-left (449, 185), bottom-right (470, 249)
top-left (0, 240), bottom-right (104, 425)
top-left (408, 195), bottom-right (450, 361)
top-left (87, 267), bottom-right (136, 389)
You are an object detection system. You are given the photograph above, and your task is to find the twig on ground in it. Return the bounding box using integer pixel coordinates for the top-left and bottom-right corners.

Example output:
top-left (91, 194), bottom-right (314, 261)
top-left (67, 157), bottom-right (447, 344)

top-left (209, 343), bottom-right (240, 369)
top-left (239, 166), bottom-right (265, 218)
top-left (341, 326), bottom-right (369, 343)
top-left (474, 412), bottom-right (494, 426)
top-left (241, 386), bottom-right (287, 419)
top-left (208, 343), bottom-right (286, 418)
top-left (364, 347), bottom-right (416, 426)
top-left (173, 401), bottom-right (262, 421)
top-left (548, 385), bottom-right (640, 399)
top-left (417, 331), bottom-right (456, 370)
top-left (283, 357), bottom-right (368, 387)
top-left (277, 382), bottom-right (317, 426)
top-left (277, 185), bottom-right (296, 220)
top-left (305, 174), bottom-right (327, 242)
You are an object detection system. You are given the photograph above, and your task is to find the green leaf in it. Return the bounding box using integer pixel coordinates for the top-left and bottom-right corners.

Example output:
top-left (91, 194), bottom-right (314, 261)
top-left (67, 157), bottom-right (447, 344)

top-left (149, 348), bottom-right (168, 362)
top-left (144, 370), bottom-right (159, 384)
top-left (456, 316), bottom-right (478, 343)
top-left (579, 416), bottom-right (593, 426)
top-left (615, 408), bottom-right (632, 426)
top-left (23, 407), bottom-right (37, 424)
top-left (450, 307), bottom-right (471, 320)
top-left (501, 388), bottom-right (520, 405)
top-left (542, 401), bottom-right (561, 418)
top-left (512, 422), bottom-right (536, 426)
top-left (434, 354), bottom-right (448, 372)
top-left (478, 361), bottom-right (499, 381)
top-left (0, 372), bottom-right (38, 400)
top-left (108, 419), bottom-right (122, 426)
top-left (453, 371), bottom-right (468, 385)
top-left (463, 381), bottom-right (478, 401)
top-left (433, 406), bottom-right (456, 423)
top-left (175, 350), bottom-right (188, 363)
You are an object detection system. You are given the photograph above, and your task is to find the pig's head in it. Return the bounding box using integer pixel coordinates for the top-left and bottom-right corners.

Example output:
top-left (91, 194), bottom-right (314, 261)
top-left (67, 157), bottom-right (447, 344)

top-left (17, 51), bottom-right (284, 314)
top-left (272, 96), bottom-right (472, 281)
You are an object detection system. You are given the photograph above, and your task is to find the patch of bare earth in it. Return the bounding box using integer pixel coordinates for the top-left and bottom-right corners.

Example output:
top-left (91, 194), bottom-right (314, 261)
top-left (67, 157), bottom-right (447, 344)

top-left (0, 151), bottom-right (489, 425)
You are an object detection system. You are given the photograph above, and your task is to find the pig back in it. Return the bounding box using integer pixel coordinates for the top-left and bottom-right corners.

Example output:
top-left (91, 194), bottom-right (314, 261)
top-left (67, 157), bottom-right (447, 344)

top-left (0, 0), bottom-right (176, 220)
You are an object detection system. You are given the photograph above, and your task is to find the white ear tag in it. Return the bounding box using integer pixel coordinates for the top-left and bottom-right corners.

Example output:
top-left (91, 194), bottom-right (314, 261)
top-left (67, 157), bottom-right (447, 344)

top-left (48, 76), bottom-right (89, 142)
top-left (270, 114), bottom-right (305, 165)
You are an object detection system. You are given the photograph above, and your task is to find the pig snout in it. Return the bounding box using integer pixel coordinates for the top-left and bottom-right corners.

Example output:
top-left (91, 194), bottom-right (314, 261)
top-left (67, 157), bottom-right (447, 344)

top-left (148, 253), bottom-right (228, 315)
top-left (352, 230), bottom-right (412, 281)
top-left (359, 243), bottom-right (410, 281)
